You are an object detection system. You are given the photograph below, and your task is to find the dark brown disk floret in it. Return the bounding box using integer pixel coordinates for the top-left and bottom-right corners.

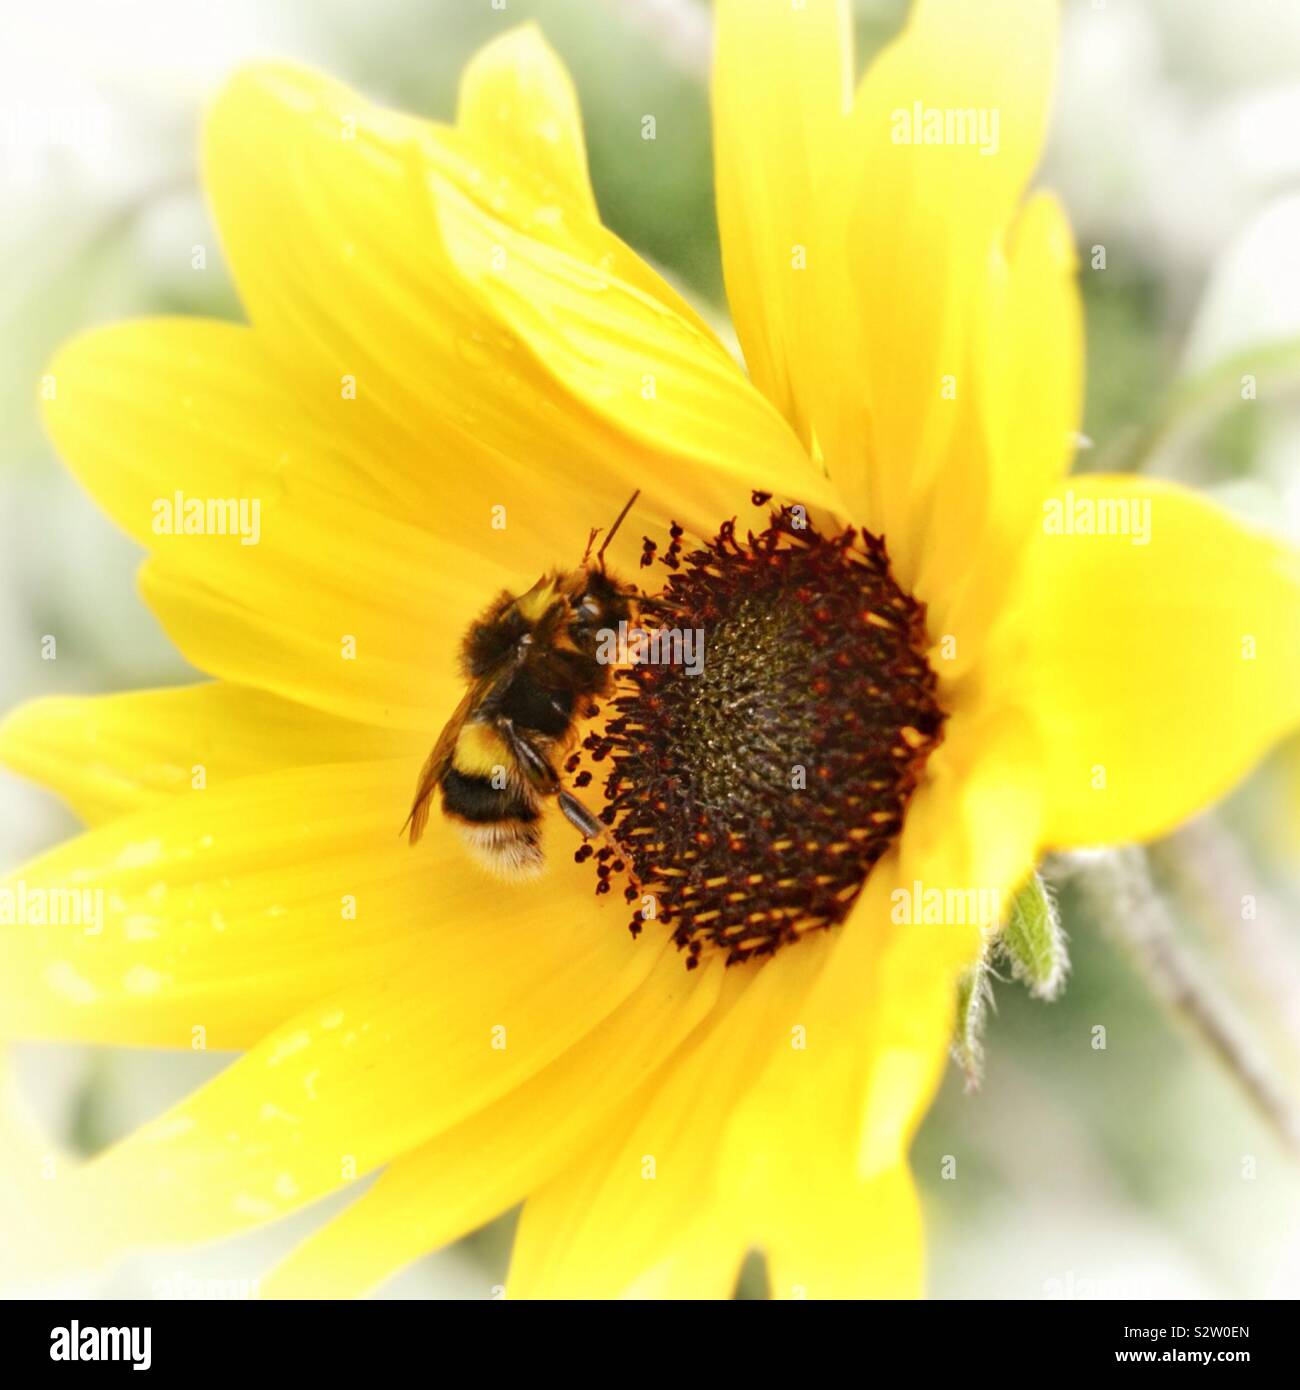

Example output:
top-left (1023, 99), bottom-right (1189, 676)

top-left (584, 503), bottom-right (944, 968)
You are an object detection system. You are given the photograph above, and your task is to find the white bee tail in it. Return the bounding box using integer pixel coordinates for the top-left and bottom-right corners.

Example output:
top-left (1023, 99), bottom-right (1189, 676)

top-left (459, 822), bottom-right (546, 881)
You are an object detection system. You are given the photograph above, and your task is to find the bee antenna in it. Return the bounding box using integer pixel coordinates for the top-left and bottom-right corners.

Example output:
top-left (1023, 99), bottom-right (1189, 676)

top-left (580, 526), bottom-right (600, 566)
top-left (595, 489), bottom-right (640, 569)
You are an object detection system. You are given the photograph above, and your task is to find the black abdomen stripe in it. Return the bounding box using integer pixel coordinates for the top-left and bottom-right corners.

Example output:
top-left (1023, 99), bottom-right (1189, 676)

top-left (441, 767), bottom-right (538, 824)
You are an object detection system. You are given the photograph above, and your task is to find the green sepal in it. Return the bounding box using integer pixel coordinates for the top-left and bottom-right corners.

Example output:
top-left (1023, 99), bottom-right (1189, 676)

top-left (999, 871), bottom-right (1068, 1001)
top-left (952, 946), bottom-right (995, 1091)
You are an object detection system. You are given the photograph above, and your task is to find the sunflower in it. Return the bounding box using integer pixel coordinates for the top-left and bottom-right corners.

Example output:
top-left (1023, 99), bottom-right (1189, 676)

top-left (4, 0), bottom-right (1300, 1300)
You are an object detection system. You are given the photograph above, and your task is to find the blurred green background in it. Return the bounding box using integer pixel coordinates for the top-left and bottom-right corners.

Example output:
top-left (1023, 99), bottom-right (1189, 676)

top-left (4, 0), bottom-right (1300, 1298)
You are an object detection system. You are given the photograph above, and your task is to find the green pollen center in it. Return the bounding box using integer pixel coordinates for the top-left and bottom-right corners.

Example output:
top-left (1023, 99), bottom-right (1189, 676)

top-left (669, 590), bottom-right (813, 809)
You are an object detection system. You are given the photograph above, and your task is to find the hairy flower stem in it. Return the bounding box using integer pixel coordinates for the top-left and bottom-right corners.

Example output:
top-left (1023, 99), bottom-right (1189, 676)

top-left (1148, 815), bottom-right (1300, 1079)
top-left (1053, 846), bottom-right (1300, 1161)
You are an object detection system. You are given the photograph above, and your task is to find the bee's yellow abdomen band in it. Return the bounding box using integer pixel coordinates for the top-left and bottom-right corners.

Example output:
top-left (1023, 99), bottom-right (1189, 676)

top-left (454, 722), bottom-right (510, 776)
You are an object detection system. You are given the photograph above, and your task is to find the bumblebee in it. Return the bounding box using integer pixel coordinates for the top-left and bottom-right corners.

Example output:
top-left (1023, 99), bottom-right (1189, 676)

top-left (405, 492), bottom-right (640, 878)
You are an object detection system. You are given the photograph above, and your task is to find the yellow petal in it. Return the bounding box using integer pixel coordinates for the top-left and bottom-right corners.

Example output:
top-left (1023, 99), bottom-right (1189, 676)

top-left (454, 27), bottom-right (720, 350)
top-left (0, 759), bottom-right (459, 1048)
top-left (204, 60), bottom-right (825, 540)
top-left (799, 0), bottom-right (1063, 597)
top-left (262, 946), bottom-right (725, 1298)
top-left (41, 318), bottom-right (516, 729)
top-left (862, 703), bottom-right (1043, 1170)
top-left (42, 316), bottom-right (380, 522)
top-left (506, 701), bottom-right (1041, 1299)
top-left (72, 856), bottom-right (663, 1254)
top-left (0, 684), bottom-right (418, 826)
top-left (712, 0), bottom-right (850, 448)
top-left (506, 945), bottom-right (825, 1298)
top-left (456, 24), bottom-right (724, 346)
top-left (926, 191), bottom-right (1083, 650)
top-left (765, 1162), bottom-right (923, 1300)
top-left (618, 1222), bottom-right (746, 1300)
top-left (429, 143), bottom-right (836, 522)
top-left (852, 0), bottom-right (1060, 512)
top-left (716, 705), bottom-right (1041, 1296)
top-left (1002, 476), bottom-right (1300, 846)
top-left (457, 23), bottom-right (598, 221)
top-left (713, 0), bottom-right (1075, 620)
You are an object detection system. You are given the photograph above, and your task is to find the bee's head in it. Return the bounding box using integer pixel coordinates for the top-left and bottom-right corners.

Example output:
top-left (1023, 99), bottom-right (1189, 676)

top-left (567, 566), bottom-right (634, 656)
top-left (576, 567), bottom-right (633, 621)
top-left (567, 489), bottom-right (641, 650)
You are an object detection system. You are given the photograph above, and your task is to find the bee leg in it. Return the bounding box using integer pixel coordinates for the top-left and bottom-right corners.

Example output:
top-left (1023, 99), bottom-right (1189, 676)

top-left (496, 716), bottom-right (560, 792)
top-left (557, 790), bottom-right (603, 840)
top-left (559, 789), bottom-right (643, 897)
top-left (497, 718), bottom-right (636, 882)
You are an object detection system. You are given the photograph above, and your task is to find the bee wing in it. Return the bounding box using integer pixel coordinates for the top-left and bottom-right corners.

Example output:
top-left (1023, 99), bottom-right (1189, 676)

top-left (405, 638), bottom-right (537, 846)
top-left (404, 686), bottom-right (476, 845)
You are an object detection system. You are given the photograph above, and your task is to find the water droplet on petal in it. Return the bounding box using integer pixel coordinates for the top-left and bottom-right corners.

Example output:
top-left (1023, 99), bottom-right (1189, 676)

top-left (266, 1030), bottom-right (312, 1067)
top-left (123, 964), bottom-right (165, 994)
top-left (117, 839), bottom-right (164, 870)
top-left (456, 334), bottom-right (493, 369)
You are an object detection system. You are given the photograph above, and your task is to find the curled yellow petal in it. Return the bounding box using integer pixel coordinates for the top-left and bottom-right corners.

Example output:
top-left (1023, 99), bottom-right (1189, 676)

top-left (457, 23), bottom-right (599, 220)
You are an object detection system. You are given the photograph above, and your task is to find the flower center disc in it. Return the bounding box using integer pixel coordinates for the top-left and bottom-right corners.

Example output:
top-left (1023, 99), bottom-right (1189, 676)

top-left (582, 501), bottom-right (945, 967)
